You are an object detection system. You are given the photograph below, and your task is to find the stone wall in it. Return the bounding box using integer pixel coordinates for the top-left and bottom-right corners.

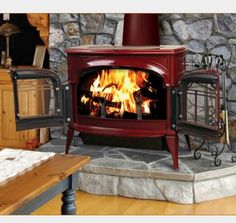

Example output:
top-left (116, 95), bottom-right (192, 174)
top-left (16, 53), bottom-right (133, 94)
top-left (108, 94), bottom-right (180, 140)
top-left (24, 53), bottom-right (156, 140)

top-left (49, 13), bottom-right (124, 82)
top-left (159, 14), bottom-right (236, 121)
top-left (49, 13), bottom-right (236, 140)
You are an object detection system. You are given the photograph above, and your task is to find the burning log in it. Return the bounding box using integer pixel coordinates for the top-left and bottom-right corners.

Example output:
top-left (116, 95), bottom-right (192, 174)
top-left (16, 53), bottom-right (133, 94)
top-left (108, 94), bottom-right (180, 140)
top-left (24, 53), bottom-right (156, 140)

top-left (102, 83), bottom-right (118, 92)
top-left (100, 99), bottom-right (106, 118)
top-left (134, 90), bottom-right (143, 119)
top-left (134, 89), bottom-right (158, 118)
top-left (80, 93), bottom-right (122, 117)
top-left (144, 82), bottom-right (158, 94)
top-left (136, 103), bottom-right (142, 120)
top-left (93, 96), bottom-right (121, 109)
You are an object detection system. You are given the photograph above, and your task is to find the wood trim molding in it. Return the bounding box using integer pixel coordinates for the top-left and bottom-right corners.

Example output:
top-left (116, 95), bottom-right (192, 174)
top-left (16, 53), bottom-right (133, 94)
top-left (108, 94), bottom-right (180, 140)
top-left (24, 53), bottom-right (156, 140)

top-left (26, 14), bottom-right (49, 49)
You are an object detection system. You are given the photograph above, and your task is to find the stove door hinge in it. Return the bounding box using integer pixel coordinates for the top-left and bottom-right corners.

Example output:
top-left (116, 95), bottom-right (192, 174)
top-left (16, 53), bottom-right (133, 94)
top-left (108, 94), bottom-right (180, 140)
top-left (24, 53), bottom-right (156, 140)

top-left (171, 88), bottom-right (178, 130)
top-left (62, 84), bottom-right (72, 123)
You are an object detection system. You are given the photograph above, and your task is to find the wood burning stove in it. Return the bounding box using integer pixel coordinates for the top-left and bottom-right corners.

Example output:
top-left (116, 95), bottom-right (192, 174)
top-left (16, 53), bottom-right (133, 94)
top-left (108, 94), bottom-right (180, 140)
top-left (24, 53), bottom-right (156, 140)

top-left (65, 44), bottom-right (186, 169)
top-left (9, 14), bottom-right (229, 169)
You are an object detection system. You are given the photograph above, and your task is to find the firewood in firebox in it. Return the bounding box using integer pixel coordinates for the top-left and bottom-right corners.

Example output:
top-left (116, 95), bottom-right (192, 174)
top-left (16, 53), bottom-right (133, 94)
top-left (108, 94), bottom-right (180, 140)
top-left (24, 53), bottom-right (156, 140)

top-left (93, 96), bottom-right (121, 109)
top-left (102, 83), bottom-right (118, 92)
top-left (136, 103), bottom-right (142, 120)
top-left (100, 98), bottom-right (106, 118)
top-left (139, 83), bottom-right (158, 99)
top-left (134, 90), bottom-right (143, 105)
top-left (145, 82), bottom-right (158, 93)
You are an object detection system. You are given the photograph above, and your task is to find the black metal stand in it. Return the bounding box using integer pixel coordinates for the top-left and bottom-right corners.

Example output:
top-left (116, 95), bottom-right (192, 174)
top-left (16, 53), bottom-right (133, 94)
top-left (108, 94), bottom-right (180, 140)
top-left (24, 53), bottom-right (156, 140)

top-left (190, 54), bottom-right (236, 167)
top-left (231, 153), bottom-right (236, 162)
top-left (193, 138), bottom-right (236, 167)
top-left (211, 143), bottom-right (226, 166)
top-left (193, 139), bottom-right (206, 160)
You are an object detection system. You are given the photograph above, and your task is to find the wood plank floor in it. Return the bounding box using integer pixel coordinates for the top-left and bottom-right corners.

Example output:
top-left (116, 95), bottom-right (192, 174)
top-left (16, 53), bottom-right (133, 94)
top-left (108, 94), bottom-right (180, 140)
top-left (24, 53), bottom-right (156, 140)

top-left (32, 191), bottom-right (236, 215)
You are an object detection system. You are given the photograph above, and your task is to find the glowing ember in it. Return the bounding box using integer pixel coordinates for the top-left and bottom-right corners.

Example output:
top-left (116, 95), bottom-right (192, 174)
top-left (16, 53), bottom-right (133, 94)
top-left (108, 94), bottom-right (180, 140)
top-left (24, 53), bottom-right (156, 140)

top-left (80, 69), bottom-right (155, 117)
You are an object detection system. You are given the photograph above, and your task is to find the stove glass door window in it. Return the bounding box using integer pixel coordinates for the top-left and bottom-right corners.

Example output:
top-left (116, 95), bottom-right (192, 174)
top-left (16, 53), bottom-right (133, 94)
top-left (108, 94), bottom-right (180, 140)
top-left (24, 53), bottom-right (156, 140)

top-left (10, 68), bottom-right (69, 131)
top-left (17, 78), bottom-right (56, 118)
top-left (78, 68), bottom-right (166, 120)
top-left (178, 70), bottom-right (222, 139)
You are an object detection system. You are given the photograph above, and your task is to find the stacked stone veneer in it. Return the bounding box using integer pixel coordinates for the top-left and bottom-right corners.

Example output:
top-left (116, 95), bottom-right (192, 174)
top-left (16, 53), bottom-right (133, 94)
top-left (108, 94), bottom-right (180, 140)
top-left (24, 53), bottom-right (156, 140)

top-left (49, 13), bottom-right (236, 141)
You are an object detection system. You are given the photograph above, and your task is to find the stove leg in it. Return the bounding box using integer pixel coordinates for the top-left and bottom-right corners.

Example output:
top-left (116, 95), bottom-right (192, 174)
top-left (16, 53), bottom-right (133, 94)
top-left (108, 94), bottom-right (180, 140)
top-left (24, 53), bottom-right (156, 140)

top-left (65, 127), bottom-right (75, 154)
top-left (166, 135), bottom-right (179, 169)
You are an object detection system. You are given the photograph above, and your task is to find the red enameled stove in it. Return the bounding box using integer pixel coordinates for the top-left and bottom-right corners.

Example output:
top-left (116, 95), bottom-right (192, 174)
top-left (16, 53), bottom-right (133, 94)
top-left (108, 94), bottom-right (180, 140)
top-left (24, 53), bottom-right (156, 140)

top-left (65, 14), bottom-right (186, 169)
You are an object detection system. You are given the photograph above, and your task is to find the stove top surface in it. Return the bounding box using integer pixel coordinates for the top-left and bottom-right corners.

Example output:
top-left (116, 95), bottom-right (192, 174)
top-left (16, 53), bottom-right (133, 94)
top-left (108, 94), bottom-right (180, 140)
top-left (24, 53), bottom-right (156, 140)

top-left (66, 44), bottom-right (186, 54)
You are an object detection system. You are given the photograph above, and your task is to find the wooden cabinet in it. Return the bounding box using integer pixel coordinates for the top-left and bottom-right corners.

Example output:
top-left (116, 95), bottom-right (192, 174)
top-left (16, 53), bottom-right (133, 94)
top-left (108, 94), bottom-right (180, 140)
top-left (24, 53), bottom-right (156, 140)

top-left (0, 68), bottom-right (42, 149)
top-left (0, 14), bottom-right (50, 149)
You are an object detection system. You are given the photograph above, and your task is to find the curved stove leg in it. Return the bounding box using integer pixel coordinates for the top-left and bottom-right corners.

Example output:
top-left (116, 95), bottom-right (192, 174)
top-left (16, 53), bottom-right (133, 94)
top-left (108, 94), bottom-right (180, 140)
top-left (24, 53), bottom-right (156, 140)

top-left (65, 127), bottom-right (75, 154)
top-left (166, 135), bottom-right (179, 169)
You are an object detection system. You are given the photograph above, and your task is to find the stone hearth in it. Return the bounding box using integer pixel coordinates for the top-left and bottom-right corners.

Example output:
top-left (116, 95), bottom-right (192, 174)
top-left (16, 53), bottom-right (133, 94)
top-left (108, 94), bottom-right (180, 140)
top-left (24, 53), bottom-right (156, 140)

top-left (39, 137), bottom-right (236, 204)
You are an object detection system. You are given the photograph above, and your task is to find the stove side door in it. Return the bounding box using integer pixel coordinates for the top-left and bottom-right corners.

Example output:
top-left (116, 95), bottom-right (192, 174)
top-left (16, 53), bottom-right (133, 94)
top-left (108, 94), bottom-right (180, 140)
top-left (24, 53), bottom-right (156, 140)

top-left (10, 68), bottom-right (71, 131)
top-left (177, 70), bottom-right (222, 140)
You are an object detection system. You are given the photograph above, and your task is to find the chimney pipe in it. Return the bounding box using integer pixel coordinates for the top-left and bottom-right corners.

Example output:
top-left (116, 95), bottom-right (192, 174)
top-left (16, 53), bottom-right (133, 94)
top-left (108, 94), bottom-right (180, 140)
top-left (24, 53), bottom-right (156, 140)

top-left (122, 13), bottom-right (160, 46)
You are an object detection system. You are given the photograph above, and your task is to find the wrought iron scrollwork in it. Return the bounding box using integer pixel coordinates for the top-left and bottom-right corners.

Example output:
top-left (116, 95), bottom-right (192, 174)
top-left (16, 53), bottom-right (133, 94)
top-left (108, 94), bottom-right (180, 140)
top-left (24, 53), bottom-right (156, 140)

top-left (231, 154), bottom-right (236, 162)
top-left (210, 144), bottom-right (226, 166)
top-left (201, 54), bottom-right (227, 71)
top-left (193, 139), bottom-right (206, 160)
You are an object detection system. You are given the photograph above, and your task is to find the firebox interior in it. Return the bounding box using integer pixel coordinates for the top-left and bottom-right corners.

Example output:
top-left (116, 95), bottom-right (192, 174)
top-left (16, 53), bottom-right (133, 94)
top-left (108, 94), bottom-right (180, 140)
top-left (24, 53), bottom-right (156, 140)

top-left (77, 68), bottom-right (166, 120)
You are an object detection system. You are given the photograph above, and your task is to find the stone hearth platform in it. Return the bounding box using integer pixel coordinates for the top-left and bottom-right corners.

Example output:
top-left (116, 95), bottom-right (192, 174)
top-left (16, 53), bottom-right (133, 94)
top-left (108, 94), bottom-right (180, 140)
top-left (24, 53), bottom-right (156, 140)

top-left (39, 137), bottom-right (236, 204)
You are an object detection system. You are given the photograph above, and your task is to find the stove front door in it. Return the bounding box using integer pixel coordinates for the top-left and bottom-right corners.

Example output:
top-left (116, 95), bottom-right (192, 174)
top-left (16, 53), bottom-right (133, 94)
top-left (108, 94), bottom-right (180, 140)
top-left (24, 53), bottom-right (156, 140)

top-left (177, 70), bottom-right (223, 140)
top-left (10, 68), bottom-right (71, 131)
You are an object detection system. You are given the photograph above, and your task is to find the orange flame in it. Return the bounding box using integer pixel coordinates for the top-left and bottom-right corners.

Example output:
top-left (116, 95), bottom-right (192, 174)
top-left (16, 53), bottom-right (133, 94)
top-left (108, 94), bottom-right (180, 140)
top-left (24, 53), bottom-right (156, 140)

top-left (81, 69), bottom-right (152, 117)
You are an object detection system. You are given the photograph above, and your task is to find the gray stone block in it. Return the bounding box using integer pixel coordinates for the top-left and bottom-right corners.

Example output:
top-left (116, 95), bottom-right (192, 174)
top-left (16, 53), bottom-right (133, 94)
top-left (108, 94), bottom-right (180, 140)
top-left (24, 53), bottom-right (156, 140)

top-left (160, 35), bottom-right (181, 45)
top-left (118, 177), bottom-right (165, 200)
top-left (103, 19), bottom-right (117, 35)
top-left (189, 19), bottom-right (213, 41)
top-left (105, 14), bottom-right (124, 21)
top-left (228, 68), bottom-right (236, 83)
top-left (215, 14), bottom-right (236, 38)
top-left (172, 20), bottom-right (189, 41)
top-left (50, 14), bottom-right (59, 23)
top-left (49, 47), bottom-right (66, 63)
top-left (58, 14), bottom-right (78, 23)
top-left (80, 14), bottom-right (105, 34)
top-left (228, 85), bottom-right (236, 102)
top-left (62, 22), bottom-right (80, 38)
top-left (78, 172), bottom-right (119, 195)
top-left (114, 20), bottom-right (123, 45)
top-left (187, 40), bottom-right (206, 53)
top-left (95, 34), bottom-right (113, 45)
top-left (155, 179), bottom-right (193, 204)
top-left (194, 174), bottom-right (236, 203)
top-left (49, 23), bottom-right (66, 47)
top-left (209, 46), bottom-right (231, 61)
top-left (206, 35), bottom-right (227, 50)
top-left (161, 20), bottom-right (173, 35)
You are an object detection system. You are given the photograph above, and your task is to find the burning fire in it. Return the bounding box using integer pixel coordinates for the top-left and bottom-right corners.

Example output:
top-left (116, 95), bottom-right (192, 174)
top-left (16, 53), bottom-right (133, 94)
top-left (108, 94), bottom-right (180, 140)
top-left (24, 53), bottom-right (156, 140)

top-left (81, 69), bottom-right (154, 118)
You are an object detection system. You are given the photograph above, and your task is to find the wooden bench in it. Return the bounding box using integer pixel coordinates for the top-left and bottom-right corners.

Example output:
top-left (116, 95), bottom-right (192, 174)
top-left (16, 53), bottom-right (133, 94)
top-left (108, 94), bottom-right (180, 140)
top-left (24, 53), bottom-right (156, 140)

top-left (0, 154), bottom-right (90, 215)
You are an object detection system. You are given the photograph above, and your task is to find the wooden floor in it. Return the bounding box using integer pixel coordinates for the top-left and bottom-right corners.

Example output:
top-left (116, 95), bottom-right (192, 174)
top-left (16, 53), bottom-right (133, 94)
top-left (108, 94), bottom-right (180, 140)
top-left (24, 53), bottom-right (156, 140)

top-left (32, 191), bottom-right (236, 215)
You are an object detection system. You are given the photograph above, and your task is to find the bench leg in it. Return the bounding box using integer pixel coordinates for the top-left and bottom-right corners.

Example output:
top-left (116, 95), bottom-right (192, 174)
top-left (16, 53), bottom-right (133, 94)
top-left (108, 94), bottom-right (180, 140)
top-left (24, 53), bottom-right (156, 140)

top-left (61, 189), bottom-right (76, 215)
